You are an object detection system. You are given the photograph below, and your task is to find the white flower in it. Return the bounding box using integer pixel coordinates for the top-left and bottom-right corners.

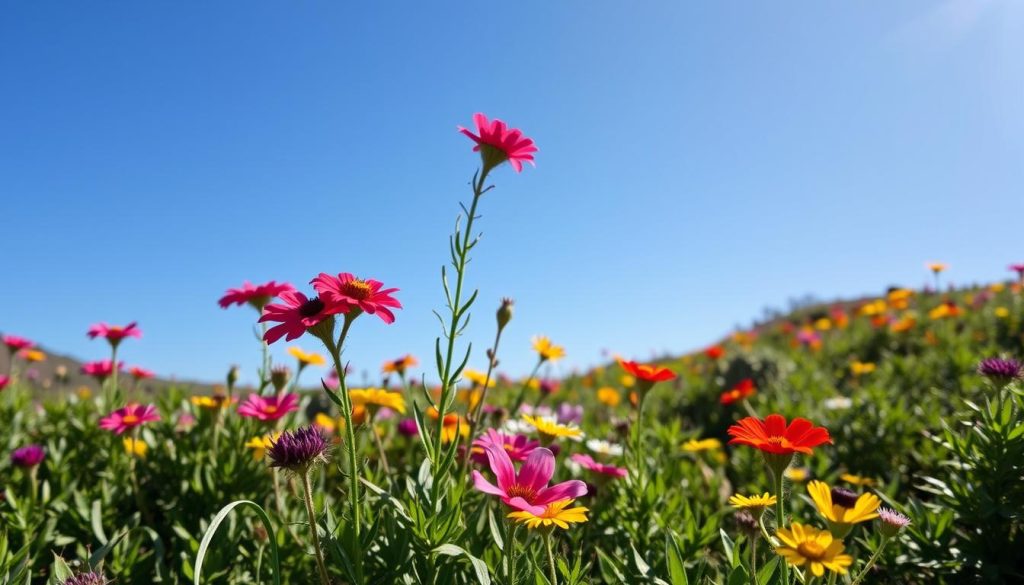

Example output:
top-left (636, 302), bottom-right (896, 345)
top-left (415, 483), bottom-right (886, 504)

top-left (824, 396), bottom-right (853, 410)
top-left (586, 439), bottom-right (623, 457)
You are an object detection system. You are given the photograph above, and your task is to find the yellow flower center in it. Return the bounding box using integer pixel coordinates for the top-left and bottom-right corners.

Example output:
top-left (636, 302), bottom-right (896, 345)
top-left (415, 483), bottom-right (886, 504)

top-left (506, 484), bottom-right (536, 501)
top-left (123, 414), bottom-right (139, 424)
top-left (343, 280), bottom-right (372, 300)
top-left (264, 405), bottom-right (278, 414)
top-left (797, 541), bottom-right (826, 561)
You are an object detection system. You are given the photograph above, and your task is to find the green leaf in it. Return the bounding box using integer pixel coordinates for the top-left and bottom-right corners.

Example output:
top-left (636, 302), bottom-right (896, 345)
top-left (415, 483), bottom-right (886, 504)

top-left (432, 544), bottom-right (491, 585)
top-left (666, 533), bottom-right (688, 585)
top-left (194, 500), bottom-right (281, 585)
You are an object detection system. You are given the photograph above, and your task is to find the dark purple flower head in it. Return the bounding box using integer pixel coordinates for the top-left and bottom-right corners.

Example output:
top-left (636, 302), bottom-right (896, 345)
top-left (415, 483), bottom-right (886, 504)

top-left (397, 418), bottom-right (419, 438)
top-left (830, 487), bottom-right (859, 509)
top-left (267, 426), bottom-right (329, 471)
top-left (877, 507), bottom-right (911, 537)
top-left (11, 444), bottom-right (45, 468)
top-left (733, 510), bottom-right (759, 536)
top-left (61, 572), bottom-right (108, 585)
top-left (977, 357), bottom-right (1023, 386)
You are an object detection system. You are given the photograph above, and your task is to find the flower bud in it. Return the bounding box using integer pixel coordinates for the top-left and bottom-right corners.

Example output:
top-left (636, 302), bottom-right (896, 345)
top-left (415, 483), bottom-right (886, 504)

top-left (271, 366), bottom-right (291, 394)
top-left (497, 298), bottom-right (514, 331)
top-left (226, 365), bottom-right (239, 390)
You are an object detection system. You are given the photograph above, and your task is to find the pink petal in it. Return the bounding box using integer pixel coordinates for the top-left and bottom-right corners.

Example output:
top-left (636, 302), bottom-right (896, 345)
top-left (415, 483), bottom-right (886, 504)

top-left (535, 480), bottom-right (588, 505)
top-left (518, 447), bottom-right (555, 492)
top-left (472, 471), bottom-right (506, 497)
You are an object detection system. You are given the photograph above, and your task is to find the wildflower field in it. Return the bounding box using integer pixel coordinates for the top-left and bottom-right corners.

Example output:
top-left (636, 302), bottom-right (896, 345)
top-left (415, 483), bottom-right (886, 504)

top-left (2, 115), bottom-right (1023, 585)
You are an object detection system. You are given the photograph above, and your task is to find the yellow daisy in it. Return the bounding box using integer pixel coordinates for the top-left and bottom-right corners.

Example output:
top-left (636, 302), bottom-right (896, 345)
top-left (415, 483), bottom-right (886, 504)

top-left (728, 492), bottom-right (777, 514)
top-left (850, 361), bottom-right (876, 376)
top-left (596, 387), bottom-right (621, 407)
top-left (463, 368), bottom-right (496, 388)
top-left (191, 394), bottom-right (236, 410)
top-left (508, 499), bottom-right (589, 530)
top-left (682, 438), bottom-right (722, 453)
top-left (288, 346), bottom-right (326, 367)
top-left (313, 412), bottom-right (338, 433)
top-left (123, 437), bottom-right (148, 458)
top-left (531, 336), bottom-right (566, 363)
top-left (348, 388), bottom-right (406, 415)
top-left (775, 522), bottom-right (853, 577)
top-left (522, 414), bottom-right (583, 443)
top-left (839, 473), bottom-right (876, 487)
top-left (785, 467), bottom-right (810, 482)
top-left (245, 432), bottom-right (282, 461)
top-left (807, 480), bottom-right (880, 536)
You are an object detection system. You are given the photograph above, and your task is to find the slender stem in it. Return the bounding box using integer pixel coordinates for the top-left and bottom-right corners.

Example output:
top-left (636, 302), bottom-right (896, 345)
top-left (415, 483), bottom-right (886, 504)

top-left (544, 532), bottom-right (558, 585)
top-left (107, 345), bottom-right (119, 409)
top-left (510, 359), bottom-right (544, 415)
top-left (460, 325), bottom-right (505, 476)
top-left (826, 570), bottom-right (837, 585)
top-left (505, 519), bottom-right (517, 585)
top-left (370, 412), bottom-right (392, 476)
top-left (259, 321), bottom-right (271, 394)
top-left (328, 334), bottom-right (363, 584)
top-left (273, 468), bottom-right (302, 545)
top-left (850, 537), bottom-right (889, 585)
top-left (301, 470), bottom-right (332, 585)
top-left (751, 536), bottom-right (758, 585)
top-left (128, 429), bottom-right (155, 526)
top-left (632, 391), bottom-right (647, 490)
top-left (773, 468), bottom-right (789, 585)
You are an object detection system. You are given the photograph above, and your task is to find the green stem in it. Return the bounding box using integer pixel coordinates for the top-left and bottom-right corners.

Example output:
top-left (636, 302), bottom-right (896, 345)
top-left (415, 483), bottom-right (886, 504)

top-left (327, 323), bottom-right (363, 584)
top-left (108, 344), bottom-right (119, 409)
top-left (632, 391), bottom-right (647, 490)
top-left (506, 519), bottom-right (518, 585)
top-left (773, 468), bottom-right (789, 585)
top-left (259, 321), bottom-right (271, 394)
top-left (510, 359), bottom-right (544, 415)
top-left (461, 325), bottom-right (505, 476)
top-left (370, 411), bottom-right (392, 476)
top-left (850, 537), bottom-right (889, 585)
top-left (301, 469), bottom-right (332, 585)
top-left (544, 532), bottom-right (558, 585)
top-left (751, 536), bottom-right (758, 585)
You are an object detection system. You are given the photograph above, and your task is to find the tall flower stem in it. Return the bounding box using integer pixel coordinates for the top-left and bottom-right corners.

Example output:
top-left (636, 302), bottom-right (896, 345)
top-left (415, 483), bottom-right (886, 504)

top-left (460, 325), bottom-right (504, 475)
top-left (107, 345), bottom-right (119, 408)
top-left (750, 537), bottom-right (758, 585)
top-left (849, 537), bottom-right (889, 585)
top-left (543, 532), bottom-right (558, 585)
top-left (505, 520), bottom-right (518, 585)
top-left (509, 359), bottom-right (543, 415)
top-left (771, 467), bottom-right (790, 585)
top-left (632, 391), bottom-right (648, 490)
top-left (300, 469), bottom-right (332, 585)
top-left (369, 412), bottom-right (392, 476)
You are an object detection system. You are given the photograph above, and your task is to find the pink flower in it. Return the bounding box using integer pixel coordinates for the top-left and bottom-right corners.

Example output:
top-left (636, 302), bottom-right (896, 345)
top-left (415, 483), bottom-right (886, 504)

top-left (81, 360), bottom-right (122, 382)
top-left (472, 442), bottom-right (587, 515)
top-left (0, 375), bottom-right (9, 391)
top-left (310, 273), bottom-right (402, 325)
top-left (472, 428), bottom-right (540, 465)
top-left (219, 280), bottom-right (295, 310)
top-left (259, 291), bottom-right (342, 344)
top-left (176, 412), bottom-right (197, 431)
top-left (1010, 264), bottom-right (1024, 276)
top-left (129, 366), bottom-right (155, 380)
top-left (459, 113), bottom-right (538, 173)
top-left (2, 334), bottom-right (34, 353)
top-left (237, 393), bottom-right (299, 422)
top-left (87, 322), bottom-right (142, 345)
top-left (100, 404), bottom-right (160, 434)
top-left (571, 453), bottom-right (627, 479)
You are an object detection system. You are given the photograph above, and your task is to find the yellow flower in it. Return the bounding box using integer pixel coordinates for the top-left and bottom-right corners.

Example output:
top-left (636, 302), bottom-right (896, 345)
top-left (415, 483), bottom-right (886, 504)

top-left (890, 314), bottom-right (916, 333)
top-left (807, 480), bottom-right (880, 535)
top-left (191, 395), bottom-right (235, 410)
top-left (426, 407), bottom-right (469, 443)
top-left (927, 262), bottom-right (948, 273)
top-left (462, 368), bottom-right (496, 388)
top-left (858, 300), bottom-right (887, 317)
top-left (288, 346), bottom-right (326, 367)
top-left (596, 387), bottom-right (621, 407)
top-left (620, 374), bottom-right (636, 388)
top-left (886, 288), bottom-right (914, 310)
top-left (785, 467), bottom-right (810, 482)
top-left (775, 522), bottom-right (854, 577)
top-left (990, 282), bottom-right (1006, 293)
top-left (313, 412), bottom-right (337, 433)
top-left (123, 437), bottom-right (148, 458)
top-left (382, 354), bottom-right (418, 374)
top-left (929, 303), bottom-right (959, 320)
top-left (245, 432), bottom-right (281, 460)
top-left (729, 492), bottom-right (777, 513)
top-left (995, 307), bottom-right (1010, 319)
top-left (76, 386), bottom-right (93, 400)
top-left (839, 473), bottom-right (876, 487)
top-left (531, 336), bottom-right (566, 363)
top-left (508, 499), bottom-right (588, 530)
top-left (850, 361), bottom-right (875, 376)
top-left (348, 388), bottom-right (406, 415)
top-left (21, 350), bottom-right (46, 363)
top-left (814, 318), bottom-right (832, 331)
top-left (522, 414), bottom-right (583, 443)
top-left (682, 438), bottom-right (722, 453)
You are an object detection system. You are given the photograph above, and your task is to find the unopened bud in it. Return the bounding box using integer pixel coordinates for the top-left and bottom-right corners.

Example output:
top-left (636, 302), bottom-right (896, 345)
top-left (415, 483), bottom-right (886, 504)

top-left (271, 366), bottom-right (291, 394)
top-left (226, 365), bottom-right (239, 390)
top-left (497, 298), bottom-right (514, 331)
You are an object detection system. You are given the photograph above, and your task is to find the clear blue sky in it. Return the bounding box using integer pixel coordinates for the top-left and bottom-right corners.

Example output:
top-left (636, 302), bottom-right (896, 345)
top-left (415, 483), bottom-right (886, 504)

top-left (2, 1), bottom-right (1022, 387)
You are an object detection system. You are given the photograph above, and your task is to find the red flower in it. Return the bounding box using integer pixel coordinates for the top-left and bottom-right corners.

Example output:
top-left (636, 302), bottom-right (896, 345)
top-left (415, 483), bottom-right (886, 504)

top-left (81, 359), bottom-right (122, 382)
top-left (720, 378), bottom-right (756, 405)
top-left (87, 322), bottom-right (142, 344)
top-left (259, 291), bottom-right (341, 344)
top-left (218, 280), bottom-right (295, 310)
top-left (129, 366), bottom-right (155, 380)
top-left (2, 335), bottom-right (34, 353)
top-left (728, 414), bottom-right (831, 456)
top-left (705, 345), bottom-right (725, 360)
top-left (459, 113), bottom-right (538, 173)
top-left (618, 359), bottom-right (676, 384)
top-left (311, 273), bottom-right (402, 324)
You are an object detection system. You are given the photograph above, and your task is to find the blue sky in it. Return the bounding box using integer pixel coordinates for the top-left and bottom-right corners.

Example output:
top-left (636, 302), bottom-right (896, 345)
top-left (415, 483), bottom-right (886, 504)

top-left (2, 1), bottom-right (1022, 387)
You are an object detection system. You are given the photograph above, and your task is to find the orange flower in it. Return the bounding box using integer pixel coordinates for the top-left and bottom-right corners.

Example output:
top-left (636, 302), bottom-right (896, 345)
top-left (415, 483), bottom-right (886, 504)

top-left (704, 345), bottom-right (725, 360)
top-left (618, 359), bottom-right (676, 386)
top-left (720, 378), bottom-right (756, 405)
top-left (727, 414), bottom-right (831, 456)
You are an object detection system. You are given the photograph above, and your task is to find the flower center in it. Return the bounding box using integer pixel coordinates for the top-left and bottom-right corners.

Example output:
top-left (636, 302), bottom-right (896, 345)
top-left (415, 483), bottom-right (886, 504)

top-left (264, 406), bottom-right (278, 414)
top-left (830, 487), bottom-right (859, 509)
top-left (299, 297), bottom-right (325, 317)
top-left (766, 436), bottom-right (785, 445)
top-left (123, 414), bottom-right (139, 424)
top-left (342, 279), bottom-right (372, 300)
top-left (796, 541), bottom-right (826, 561)
top-left (506, 483), bottom-right (536, 501)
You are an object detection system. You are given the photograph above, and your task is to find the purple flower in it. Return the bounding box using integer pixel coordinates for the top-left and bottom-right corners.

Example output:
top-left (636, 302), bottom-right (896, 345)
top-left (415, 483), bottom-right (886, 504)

top-left (556, 403), bottom-right (584, 425)
top-left (61, 572), bottom-right (108, 585)
top-left (977, 357), bottom-right (1023, 386)
top-left (877, 507), bottom-right (911, 537)
top-left (397, 418), bottom-right (419, 437)
top-left (10, 444), bottom-right (45, 468)
top-left (267, 426), bottom-right (329, 471)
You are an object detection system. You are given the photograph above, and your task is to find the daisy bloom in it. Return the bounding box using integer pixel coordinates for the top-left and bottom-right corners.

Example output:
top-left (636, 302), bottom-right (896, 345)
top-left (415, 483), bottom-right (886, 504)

top-left (313, 412), bottom-right (338, 434)
top-left (728, 414), bottom-right (831, 473)
top-left (682, 437), bottom-right (723, 453)
top-left (129, 366), bottom-right (155, 381)
top-left (310, 272), bottom-right (401, 324)
top-left (426, 407), bottom-right (470, 443)
top-left (877, 507), bottom-right (912, 537)
top-left (245, 432), bottom-right (282, 460)
top-left (87, 322), bottom-right (142, 346)
top-left (785, 467), bottom-right (811, 482)
top-left (850, 361), bottom-right (876, 376)
top-left (191, 394), bottom-right (236, 410)
top-left (2, 334), bottom-right (34, 353)
top-left (472, 429), bottom-right (540, 464)
top-left (219, 280), bottom-right (295, 311)
top-left (840, 473), bottom-right (876, 487)
top-left (508, 499), bottom-right (588, 530)
top-left (11, 444), bottom-right (46, 468)
top-left (807, 480), bottom-right (880, 537)
top-left (260, 291), bottom-right (343, 344)
top-left (349, 388), bottom-right (406, 415)
top-left (19, 349), bottom-right (45, 363)
top-left (463, 368), bottom-right (496, 388)
top-left (458, 112), bottom-right (537, 173)
top-left (472, 443), bottom-right (587, 514)
top-left (382, 354), bottom-right (418, 376)
top-left (522, 414), bottom-right (583, 444)
top-left (0, 375), bottom-right (9, 391)
top-left (531, 336), bottom-right (565, 363)
top-left (775, 522), bottom-right (853, 577)
top-left (926, 262), bottom-right (948, 273)
top-left (729, 492), bottom-right (777, 515)
top-left (288, 346), bottom-right (326, 368)
top-left (617, 359), bottom-right (676, 395)
top-left (596, 387), bottom-right (621, 407)
top-left (585, 439), bottom-right (624, 457)
top-left (571, 453), bottom-right (627, 479)
top-left (237, 393), bottom-right (299, 422)
top-left (123, 437), bottom-right (148, 458)
top-left (720, 378), bottom-right (756, 405)
top-left (100, 404), bottom-right (160, 434)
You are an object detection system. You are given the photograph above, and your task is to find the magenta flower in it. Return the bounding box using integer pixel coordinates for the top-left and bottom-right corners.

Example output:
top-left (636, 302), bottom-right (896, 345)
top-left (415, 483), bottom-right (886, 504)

top-left (0, 375), bottom-right (9, 391)
top-left (398, 418), bottom-right (419, 437)
top-left (2, 334), bottom-right (34, 353)
top-left (459, 113), bottom-right (538, 173)
top-left (129, 366), bottom-right (155, 380)
top-left (99, 404), bottom-right (160, 434)
top-left (237, 393), bottom-right (299, 422)
top-left (310, 273), bottom-right (402, 325)
top-left (471, 428), bottom-right (540, 465)
top-left (11, 444), bottom-right (45, 468)
top-left (556, 403), bottom-right (584, 425)
top-left (87, 322), bottom-right (142, 346)
top-left (1009, 264), bottom-right (1024, 276)
top-left (219, 280), bottom-right (295, 310)
top-left (472, 442), bottom-right (587, 515)
top-left (81, 360), bottom-right (122, 383)
top-left (571, 453), bottom-right (627, 479)
top-left (259, 291), bottom-right (342, 344)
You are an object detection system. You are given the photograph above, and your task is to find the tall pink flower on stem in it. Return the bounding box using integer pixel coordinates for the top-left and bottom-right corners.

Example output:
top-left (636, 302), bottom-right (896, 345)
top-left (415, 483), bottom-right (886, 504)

top-left (0, 375), bottom-right (9, 391)
top-left (571, 453), bottom-right (627, 480)
top-left (471, 428), bottom-right (540, 465)
top-left (81, 360), bottom-right (122, 384)
top-left (237, 393), bottom-right (299, 422)
top-left (472, 442), bottom-right (587, 515)
top-left (218, 280), bottom-right (295, 311)
top-left (100, 404), bottom-right (160, 434)
top-left (129, 366), bottom-right (155, 381)
top-left (311, 273), bottom-right (402, 325)
top-left (259, 291), bottom-right (342, 344)
top-left (2, 334), bottom-right (34, 376)
top-left (459, 113), bottom-right (538, 174)
top-left (87, 322), bottom-right (140, 403)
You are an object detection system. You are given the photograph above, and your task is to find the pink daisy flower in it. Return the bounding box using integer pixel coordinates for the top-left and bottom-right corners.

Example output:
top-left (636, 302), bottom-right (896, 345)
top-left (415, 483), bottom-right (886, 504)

top-left (259, 291), bottom-right (342, 344)
top-left (310, 273), bottom-right (402, 325)
top-left (472, 442), bottom-right (587, 515)
top-left (81, 360), bottom-right (122, 382)
top-left (459, 113), bottom-right (538, 173)
top-left (571, 453), bottom-right (628, 479)
top-left (472, 428), bottom-right (541, 465)
top-left (218, 280), bottom-right (295, 310)
top-left (100, 404), bottom-right (160, 434)
top-left (2, 334), bottom-right (34, 353)
top-left (237, 393), bottom-right (299, 422)
top-left (129, 366), bottom-right (155, 380)
top-left (0, 375), bottom-right (10, 391)
top-left (87, 322), bottom-right (142, 346)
